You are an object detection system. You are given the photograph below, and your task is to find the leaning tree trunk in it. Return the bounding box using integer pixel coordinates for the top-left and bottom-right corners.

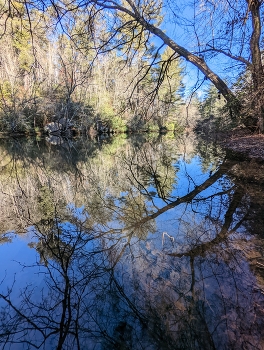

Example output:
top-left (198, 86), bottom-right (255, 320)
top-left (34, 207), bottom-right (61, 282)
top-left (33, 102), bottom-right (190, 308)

top-left (135, 16), bottom-right (240, 112)
top-left (91, 0), bottom-right (241, 118)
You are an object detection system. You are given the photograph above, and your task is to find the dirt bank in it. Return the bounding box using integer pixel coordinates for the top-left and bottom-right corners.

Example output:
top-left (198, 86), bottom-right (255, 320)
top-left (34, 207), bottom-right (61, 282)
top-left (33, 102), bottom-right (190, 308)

top-left (220, 127), bottom-right (264, 162)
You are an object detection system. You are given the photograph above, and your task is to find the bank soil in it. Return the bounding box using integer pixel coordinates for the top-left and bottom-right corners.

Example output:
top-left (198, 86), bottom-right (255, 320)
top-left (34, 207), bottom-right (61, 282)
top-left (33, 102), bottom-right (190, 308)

top-left (221, 128), bottom-right (264, 162)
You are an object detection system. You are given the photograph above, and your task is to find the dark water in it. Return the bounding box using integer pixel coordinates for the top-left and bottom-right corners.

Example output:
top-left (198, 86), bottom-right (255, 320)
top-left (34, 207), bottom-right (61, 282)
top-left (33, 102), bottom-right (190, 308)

top-left (0, 133), bottom-right (263, 350)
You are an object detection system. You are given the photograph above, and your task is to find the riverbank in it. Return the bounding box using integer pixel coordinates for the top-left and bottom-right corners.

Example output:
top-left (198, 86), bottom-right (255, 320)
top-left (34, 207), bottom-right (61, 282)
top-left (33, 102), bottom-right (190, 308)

top-left (220, 127), bottom-right (264, 162)
top-left (1, 124), bottom-right (264, 163)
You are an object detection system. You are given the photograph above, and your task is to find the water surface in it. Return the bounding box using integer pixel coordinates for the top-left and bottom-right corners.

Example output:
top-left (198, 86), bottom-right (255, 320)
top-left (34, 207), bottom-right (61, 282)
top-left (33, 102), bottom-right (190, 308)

top-left (0, 133), bottom-right (263, 349)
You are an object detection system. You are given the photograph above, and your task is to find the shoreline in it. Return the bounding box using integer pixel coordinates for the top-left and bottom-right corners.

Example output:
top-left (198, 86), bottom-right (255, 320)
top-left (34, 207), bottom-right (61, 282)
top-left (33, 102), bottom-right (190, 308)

top-left (220, 128), bottom-right (264, 163)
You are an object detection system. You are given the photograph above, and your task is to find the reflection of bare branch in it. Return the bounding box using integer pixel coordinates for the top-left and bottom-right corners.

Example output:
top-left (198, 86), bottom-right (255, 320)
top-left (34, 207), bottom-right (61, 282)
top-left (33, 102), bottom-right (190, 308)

top-left (162, 231), bottom-right (174, 247)
top-left (169, 189), bottom-right (245, 258)
top-left (126, 160), bottom-right (234, 231)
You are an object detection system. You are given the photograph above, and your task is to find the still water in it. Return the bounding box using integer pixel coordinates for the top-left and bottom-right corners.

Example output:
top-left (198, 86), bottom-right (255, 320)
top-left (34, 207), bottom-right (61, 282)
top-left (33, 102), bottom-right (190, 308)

top-left (0, 133), bottom-right (263, 349)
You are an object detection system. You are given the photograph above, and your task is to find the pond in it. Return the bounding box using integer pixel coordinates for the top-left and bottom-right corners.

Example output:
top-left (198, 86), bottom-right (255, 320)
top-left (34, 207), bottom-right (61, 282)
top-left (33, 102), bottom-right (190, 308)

top-left (0, 133), bottom-right (263, 350)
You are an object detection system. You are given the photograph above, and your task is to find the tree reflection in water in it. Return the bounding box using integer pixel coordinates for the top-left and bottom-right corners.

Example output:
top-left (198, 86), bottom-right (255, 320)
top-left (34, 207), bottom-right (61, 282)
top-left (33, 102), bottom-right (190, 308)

top-left (0, 134), bottom-right (263, 349)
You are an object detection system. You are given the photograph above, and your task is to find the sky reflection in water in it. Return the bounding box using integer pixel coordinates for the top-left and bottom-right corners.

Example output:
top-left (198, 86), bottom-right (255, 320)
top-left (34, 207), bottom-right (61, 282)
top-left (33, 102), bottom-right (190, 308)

top-left (0, 134), bottom-right (263, 350)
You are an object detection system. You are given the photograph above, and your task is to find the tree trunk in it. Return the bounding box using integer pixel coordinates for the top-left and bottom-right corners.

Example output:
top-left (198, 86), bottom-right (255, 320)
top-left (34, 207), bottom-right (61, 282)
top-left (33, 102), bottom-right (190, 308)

top-left (144, 24), bottom-right (233, 101)
top-left (92, 1), bottom-right (240, 117)
top-left (248, 0), bottom-right (264, 132)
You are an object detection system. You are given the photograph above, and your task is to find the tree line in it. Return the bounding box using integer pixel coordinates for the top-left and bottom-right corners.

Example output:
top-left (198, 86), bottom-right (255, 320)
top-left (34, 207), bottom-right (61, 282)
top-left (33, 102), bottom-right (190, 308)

top-left (0, 0), bottom-right (263, 134)
top-left (0, 0), bottom-right (186, 134)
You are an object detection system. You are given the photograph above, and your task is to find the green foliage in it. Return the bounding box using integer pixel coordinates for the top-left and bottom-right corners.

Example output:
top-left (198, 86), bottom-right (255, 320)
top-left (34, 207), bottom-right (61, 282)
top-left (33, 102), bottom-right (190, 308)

top-left (164, 122), bottom-right (175, 131)
top-left (117, 0), bottom-right (163, 53)
top-left (157, 48), bottom-right (184, 99)
top-left (109, 116), bottom-right (127, 133)
top-left (0, 81), bottom-right (12, 101)
top-left (101, 134), bottom-right (127, 156)
top-left (199, 84), bottom-right (226, 119)
top-left (37, 185), bottom-right (55, 221)
top-left (196, 138), bottom-right (226, 174)
top-left (100, 103), bottom-right (115, 119)
top-left (196, 84), bottom-right (238, 133)
top-left (147, 122), bottom-right (160, 132)
top-left (13, 30), bottom-right (34, 72)
top-left (119, 192), bottom-right (156, 239)
top-left (173, 122), bottom-right (185, 134)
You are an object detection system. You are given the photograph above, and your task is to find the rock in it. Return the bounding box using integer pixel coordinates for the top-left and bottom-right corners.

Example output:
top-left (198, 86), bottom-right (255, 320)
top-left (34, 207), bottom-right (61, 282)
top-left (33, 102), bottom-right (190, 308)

top-left (45, 135), bottom-right (64, 145)
top-left (44, 122), bottom-right (62, 134)
top-left (44, 118), bottom-right (73, 135)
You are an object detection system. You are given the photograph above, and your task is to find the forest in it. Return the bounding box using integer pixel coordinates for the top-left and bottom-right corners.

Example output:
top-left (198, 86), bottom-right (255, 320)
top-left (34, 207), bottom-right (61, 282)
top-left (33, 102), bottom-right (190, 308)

top-left (1, 2), bottom-right (264, 348)
top-left (0, 0), bottom-right (263, 137)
